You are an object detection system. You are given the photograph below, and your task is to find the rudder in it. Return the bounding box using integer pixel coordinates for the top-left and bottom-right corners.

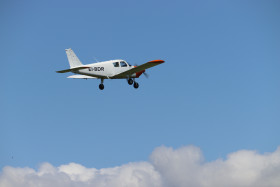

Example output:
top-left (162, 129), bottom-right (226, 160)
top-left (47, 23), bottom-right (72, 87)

top-left (65, 48), bottom-right (83, 68)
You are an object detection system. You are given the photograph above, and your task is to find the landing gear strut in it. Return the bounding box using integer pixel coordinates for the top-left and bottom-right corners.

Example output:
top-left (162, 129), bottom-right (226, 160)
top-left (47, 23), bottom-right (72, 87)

top-left (99, 79), bottom-right (104, 90)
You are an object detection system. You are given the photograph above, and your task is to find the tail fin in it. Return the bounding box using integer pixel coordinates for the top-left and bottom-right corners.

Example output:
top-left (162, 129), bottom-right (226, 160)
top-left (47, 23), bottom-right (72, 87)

top-left (65, 48), bottom-right (83, 68)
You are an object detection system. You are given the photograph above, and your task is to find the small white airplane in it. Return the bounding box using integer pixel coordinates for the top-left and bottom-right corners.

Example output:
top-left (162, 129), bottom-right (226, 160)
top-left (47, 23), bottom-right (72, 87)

top-left (56, 49), bottom-right (165, 90)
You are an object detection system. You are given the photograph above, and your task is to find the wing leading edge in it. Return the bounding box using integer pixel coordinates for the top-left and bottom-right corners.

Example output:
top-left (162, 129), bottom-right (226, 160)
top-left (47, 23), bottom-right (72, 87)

top-left (112, 60), bottom-right (164, 78)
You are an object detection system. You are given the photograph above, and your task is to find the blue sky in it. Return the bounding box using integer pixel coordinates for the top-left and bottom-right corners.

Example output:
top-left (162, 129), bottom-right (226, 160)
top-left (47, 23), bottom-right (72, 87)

top-left (1, 0), bottom-right (280, 172)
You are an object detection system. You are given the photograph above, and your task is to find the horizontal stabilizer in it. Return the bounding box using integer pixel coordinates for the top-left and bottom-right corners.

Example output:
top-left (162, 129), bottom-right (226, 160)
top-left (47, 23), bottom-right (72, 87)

top-left (56, 66), bottom-right (89, 73)
top-left (67, 75), bottom-right (97, 79)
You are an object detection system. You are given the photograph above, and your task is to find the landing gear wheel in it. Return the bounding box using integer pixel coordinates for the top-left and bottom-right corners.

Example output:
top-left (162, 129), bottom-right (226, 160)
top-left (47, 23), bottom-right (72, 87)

top-left (133, 82), bottom-right (139, 89)
top-left (99, 84), bottom-right (104, 90)
top-left (128, 78), bottom-right (134, 85)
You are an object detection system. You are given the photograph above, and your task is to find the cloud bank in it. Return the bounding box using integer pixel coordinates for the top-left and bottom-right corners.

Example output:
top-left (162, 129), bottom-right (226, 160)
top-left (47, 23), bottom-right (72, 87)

top-left (1, 145), bottom-right (280, 187)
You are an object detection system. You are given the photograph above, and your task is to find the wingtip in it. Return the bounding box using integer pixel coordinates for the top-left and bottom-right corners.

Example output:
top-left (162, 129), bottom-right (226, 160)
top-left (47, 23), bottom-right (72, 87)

top-left (148, 60), bottom-right (165, 63)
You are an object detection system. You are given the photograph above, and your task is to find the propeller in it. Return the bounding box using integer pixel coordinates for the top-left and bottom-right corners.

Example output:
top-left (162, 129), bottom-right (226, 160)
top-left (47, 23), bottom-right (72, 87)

top-left (135, 64), bottom-right (149, 78)
top-left (143, 72), bottom-right (149, 78)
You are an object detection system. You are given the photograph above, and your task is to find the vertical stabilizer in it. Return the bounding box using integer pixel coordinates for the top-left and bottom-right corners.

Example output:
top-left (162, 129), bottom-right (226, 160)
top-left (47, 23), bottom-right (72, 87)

top-left (65, 48), bottom-right (83, 68)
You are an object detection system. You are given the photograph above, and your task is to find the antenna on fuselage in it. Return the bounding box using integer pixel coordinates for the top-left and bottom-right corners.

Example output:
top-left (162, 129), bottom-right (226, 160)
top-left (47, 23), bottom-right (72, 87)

top-left (93, 57), bottom-right (99, 63)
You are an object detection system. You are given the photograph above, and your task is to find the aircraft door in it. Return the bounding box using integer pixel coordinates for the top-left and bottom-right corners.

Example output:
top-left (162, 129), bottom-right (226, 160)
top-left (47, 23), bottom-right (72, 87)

top-left (113, 61), bottom-right (122, 75)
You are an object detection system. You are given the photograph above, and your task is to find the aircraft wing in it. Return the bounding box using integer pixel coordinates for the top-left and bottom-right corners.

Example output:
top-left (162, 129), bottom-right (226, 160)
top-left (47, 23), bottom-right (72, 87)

top-left (56, 66), bottom-right (90, 73)
top-left (112, 60), bottom-right (164, 78)
top-left (67, 75), bottom-right (98, 79)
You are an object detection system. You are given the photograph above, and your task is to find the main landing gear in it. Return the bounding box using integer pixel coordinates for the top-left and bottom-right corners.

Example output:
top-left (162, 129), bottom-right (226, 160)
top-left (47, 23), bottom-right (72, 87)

top-left (127, 78), bottom-right (133, 85)
top-left (127, 78), bottom-right (139, 89)
top-left (99, 84), bottom-right (104, 90)
top-left (99, 79), bottom-right (104, 90)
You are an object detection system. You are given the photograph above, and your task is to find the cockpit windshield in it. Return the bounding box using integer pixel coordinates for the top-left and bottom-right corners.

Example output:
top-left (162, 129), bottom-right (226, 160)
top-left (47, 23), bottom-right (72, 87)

top-left (120, 61), bottom-right (127, 67)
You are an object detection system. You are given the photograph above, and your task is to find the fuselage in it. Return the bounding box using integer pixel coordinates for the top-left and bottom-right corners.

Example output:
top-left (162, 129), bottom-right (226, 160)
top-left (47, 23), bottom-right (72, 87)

top-left (74, 59), bottom-right (143, 79)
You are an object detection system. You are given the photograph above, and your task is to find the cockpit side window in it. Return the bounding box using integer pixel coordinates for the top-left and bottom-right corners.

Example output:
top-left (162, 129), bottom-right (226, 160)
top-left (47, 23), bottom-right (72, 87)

top-left (120, 61), bottom-right (127, 67)
top-left (113, 62), bottom-right (119, 67)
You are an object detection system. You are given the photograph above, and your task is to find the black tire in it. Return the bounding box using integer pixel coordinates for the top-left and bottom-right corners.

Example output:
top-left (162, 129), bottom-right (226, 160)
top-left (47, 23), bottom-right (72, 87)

top-left (133, 82), bottom-right (139, 89)
top-left (99, 84), bottom-right (104, 90)
top-left (128, 79), bottom-right (134, 85)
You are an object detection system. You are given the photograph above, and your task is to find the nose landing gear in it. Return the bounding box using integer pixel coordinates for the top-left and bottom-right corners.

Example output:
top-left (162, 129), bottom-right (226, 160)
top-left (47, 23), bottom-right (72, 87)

top-left (133, 82), bottom-right (139, 89)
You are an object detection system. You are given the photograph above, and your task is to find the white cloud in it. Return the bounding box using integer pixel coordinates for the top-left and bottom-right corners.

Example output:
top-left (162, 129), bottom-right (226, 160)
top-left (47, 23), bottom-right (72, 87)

top-left (1, 145), bottom-right (280, 187)
top-left (150, 146), bottom-right (280, 187)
